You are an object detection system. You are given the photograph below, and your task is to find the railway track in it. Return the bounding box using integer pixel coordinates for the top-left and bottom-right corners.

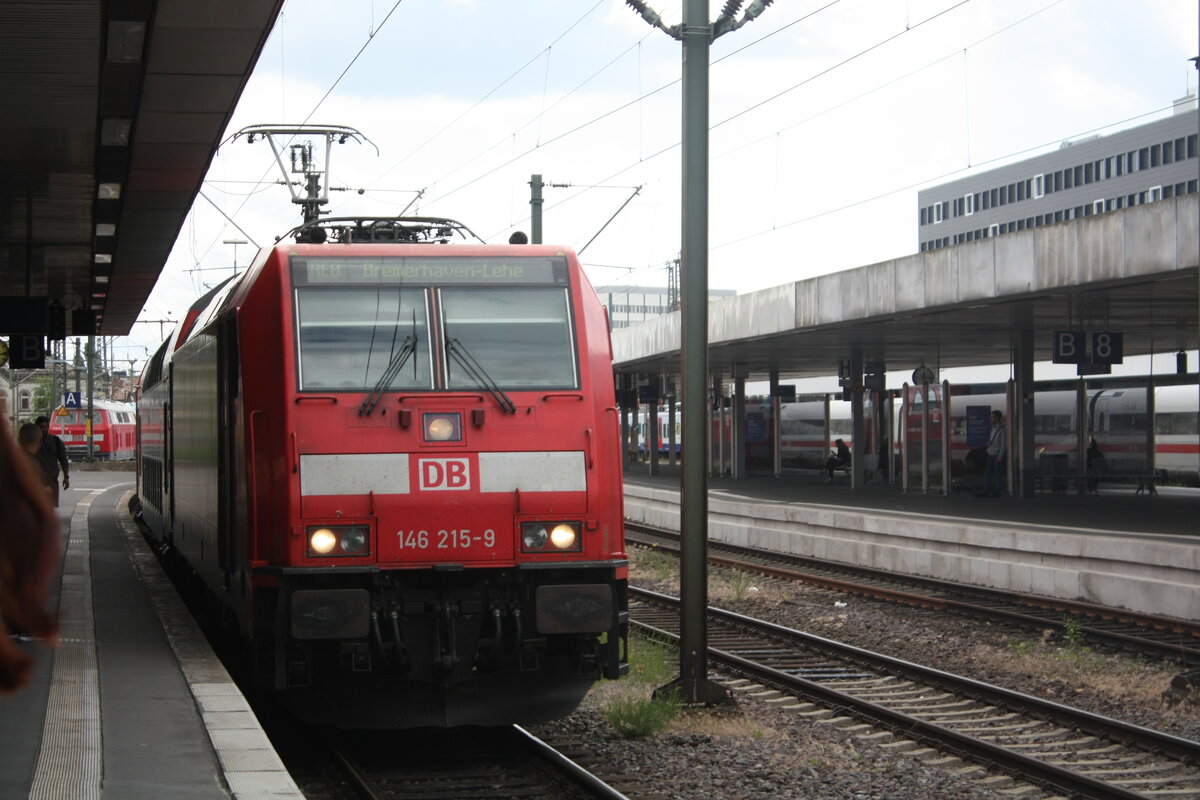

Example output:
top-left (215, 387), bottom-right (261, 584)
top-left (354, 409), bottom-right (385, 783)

top-left (630, 586), bottom-right (1200, 800)
top-left (323, 726), bottom-right (631, 800)
top-left (626, 523), bottom-right (1200, 666)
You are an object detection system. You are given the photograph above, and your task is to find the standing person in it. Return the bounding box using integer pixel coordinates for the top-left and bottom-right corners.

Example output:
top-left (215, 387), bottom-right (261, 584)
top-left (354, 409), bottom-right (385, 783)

top-left (2, 414), bottom-right (60, 692)
top-left (1086, 435), bottom-right (1104, 493)
top-left (983, 410), bottom-right (1007, 497)
top-left (35, 415), bottom-right (69, 507)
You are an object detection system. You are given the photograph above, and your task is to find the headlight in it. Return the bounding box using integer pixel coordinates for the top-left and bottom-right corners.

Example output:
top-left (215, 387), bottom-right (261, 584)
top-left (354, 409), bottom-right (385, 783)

top-left (307, 525), bottom-right (371, 557)
top-left (423, 412), bottom-right (462, 442)
top-left (521, 521), bottom-right (582, 553)
top-left (549, 523), bottom-right (577, 549)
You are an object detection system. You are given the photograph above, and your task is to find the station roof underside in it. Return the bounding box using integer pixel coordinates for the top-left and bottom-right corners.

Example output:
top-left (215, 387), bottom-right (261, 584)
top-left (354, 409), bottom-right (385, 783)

top-left (612, 198), bottom-right (1200, 385)
top-left (0, 0), bottom-right (282, 336)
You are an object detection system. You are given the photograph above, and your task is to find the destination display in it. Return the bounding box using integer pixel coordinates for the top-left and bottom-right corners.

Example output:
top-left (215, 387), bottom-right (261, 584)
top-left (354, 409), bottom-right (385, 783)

top-left (292, 256), bottom-right (567, 286)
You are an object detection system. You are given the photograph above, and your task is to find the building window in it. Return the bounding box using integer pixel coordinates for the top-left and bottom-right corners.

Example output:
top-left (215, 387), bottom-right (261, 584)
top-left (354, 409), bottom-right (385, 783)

top-left (1162, 141), bottom-right (1173, 165)
top-left (933, 203), bottom-right (943, 224)
top-left (964, 193), bottom-right (975, 216)
top-left (1093, 199), bottom-right (1105, 214)
top-left (1033, 173), bottom-right (1045, 199)
top-left (987, 223), bottom-right (999, 237)
top-left (1146, 185), bottom-right (1162, 203)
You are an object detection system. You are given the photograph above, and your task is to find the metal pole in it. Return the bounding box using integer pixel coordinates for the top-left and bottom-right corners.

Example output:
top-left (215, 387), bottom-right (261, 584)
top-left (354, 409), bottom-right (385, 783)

top-left (86, 334), bottom-right (95, 461)
top-left (648, 380), bottom-right (660, 476)
top-left (901, 382), bottom-right (910, 492)
top-left (770, 371), bottom-right (781, 478)
top-left (1076, 379), bottom-right (1088, 494)
top-left (530, 174), bottom-right (544, 244)
top-left (941, 380), bottom-right (952, 495)
top-left (661, 0), bottom-right (729, 707)
top-left (921, 381), bottom-right (930, 493)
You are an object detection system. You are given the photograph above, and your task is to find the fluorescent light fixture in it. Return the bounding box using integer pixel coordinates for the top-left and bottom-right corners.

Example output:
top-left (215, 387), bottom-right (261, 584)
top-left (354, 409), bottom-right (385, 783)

top-left (95, 275), bottom-right (110, 284)
top-left (94, 254), bottom-right (113, 264)
top-left (98, 183), bottom-right (122, 200)
top-left (96, 223), bottom-right (116, 236)
top-left (107, 21), bottom-right (146, 63)
top-left (101, 118), bottom-right (132, 146)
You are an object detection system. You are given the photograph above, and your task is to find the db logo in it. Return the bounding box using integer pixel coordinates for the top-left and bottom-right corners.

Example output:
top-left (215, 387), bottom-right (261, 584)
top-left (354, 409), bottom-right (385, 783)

top-left (418, 458), bottom-right (471, 491)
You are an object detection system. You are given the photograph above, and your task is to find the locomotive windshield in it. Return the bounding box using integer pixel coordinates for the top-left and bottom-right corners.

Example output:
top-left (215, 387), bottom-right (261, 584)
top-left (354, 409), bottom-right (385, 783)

top-left (291, 256), bottom-right (578, 392)
top-left (441, 288), bottom-right (577, 389)
top-left (295, 288), bottom-right (431, 390)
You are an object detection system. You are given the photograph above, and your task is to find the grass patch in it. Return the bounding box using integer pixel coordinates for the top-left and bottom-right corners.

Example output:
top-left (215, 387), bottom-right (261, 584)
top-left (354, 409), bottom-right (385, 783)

top-left (633, 545), bottom-right (678, 583)
top-left (725, 569), bottom-right (756, 601)
top-left (599, 632), bottom-right (681, 737)
top-left (625, 632), bottom-right (677, 685)
top-left (604, 689), bottom-right (681, 738)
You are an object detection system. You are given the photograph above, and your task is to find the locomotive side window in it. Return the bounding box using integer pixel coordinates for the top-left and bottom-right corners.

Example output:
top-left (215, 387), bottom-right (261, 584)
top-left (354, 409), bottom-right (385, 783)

top-left (440, 288), bottom-right (578, 389)
top-left (295, 288), bottom-right (432, 390)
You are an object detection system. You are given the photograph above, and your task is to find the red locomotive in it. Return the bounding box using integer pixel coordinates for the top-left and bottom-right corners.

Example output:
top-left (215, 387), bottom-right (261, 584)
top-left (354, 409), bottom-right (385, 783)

top-left (49, 398), bottom-right (137, 461)
top-left (136, 216), bottom-right (629, 727)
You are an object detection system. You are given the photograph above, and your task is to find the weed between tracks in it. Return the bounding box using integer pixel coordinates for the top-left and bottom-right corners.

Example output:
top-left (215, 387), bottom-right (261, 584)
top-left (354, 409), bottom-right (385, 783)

top-left (591, 631), bottom-right (781, 741)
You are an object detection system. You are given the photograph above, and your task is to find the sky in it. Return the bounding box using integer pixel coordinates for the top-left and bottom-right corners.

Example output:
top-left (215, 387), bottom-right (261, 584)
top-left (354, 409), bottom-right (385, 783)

top-left (114, 0), bottom-right (1200, 378)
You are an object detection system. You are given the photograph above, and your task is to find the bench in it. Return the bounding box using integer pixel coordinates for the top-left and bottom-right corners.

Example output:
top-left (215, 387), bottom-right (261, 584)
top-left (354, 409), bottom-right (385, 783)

top-left (826, 455), bottom-right (880, 483)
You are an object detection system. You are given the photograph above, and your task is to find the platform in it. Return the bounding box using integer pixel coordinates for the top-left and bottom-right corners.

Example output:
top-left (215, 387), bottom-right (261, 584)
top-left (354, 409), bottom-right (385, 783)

top-left (0, 473), bottom-right (301, 800)
top-left (624, 463), bottom-right (1200, 621)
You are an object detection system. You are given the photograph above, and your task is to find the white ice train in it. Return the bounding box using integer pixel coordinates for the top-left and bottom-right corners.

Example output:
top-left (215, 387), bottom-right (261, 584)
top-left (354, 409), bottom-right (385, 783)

top-left (637, 384), bottom-right (1199, 484)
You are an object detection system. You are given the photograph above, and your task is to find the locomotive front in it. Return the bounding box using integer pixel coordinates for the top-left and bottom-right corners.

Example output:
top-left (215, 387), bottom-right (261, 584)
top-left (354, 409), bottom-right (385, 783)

top-left (246, 245), bottom-right (628, 727)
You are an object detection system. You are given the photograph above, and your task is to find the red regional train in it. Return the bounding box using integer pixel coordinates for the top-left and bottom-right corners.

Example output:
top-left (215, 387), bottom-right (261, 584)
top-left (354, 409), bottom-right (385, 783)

top-left (48, 398), bottom-right (137, 461)
top-left (135, 216), bottom-right (629, 727)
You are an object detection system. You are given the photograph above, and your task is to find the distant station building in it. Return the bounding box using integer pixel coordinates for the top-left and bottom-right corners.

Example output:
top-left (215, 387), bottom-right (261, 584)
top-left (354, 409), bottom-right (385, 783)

top-left (918, 95), bottom-right (1200, 253)
top-left (596, 284), bottom-right (735, 330)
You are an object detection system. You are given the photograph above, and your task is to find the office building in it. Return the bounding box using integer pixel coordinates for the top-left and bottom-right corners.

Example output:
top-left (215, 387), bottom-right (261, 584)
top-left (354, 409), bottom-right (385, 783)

top-left (918, 96), bottom-right (1199, 252)
top-left (596, 284), bottom-right (736, 330)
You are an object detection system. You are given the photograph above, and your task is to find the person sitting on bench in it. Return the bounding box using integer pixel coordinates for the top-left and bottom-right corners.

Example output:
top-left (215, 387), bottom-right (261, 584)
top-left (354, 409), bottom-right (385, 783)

top-left (822, 439), bottom-right (851, 482)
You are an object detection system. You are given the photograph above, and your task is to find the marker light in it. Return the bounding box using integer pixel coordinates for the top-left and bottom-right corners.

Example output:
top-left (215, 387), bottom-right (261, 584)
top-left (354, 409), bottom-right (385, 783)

top-left (423, 412), bottom-right (462, 442)
top-left (521, 521), bottom-right (582, 553)
top-left (307, 525), bottom-right (371, 557)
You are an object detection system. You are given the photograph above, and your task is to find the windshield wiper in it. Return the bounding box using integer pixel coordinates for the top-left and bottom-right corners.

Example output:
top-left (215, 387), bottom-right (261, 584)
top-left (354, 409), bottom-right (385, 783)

top-left (359, 334), bottom-right (417, 416)
top-left (445, 338), bottom-right (517, 415)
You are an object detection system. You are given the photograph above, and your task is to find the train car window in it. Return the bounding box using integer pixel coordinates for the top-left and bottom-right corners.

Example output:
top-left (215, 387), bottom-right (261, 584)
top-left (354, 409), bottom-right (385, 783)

top-left (440, 288), bottom-right (578, 390)
top-left (1108, 412), bottom-right (1148, 434)
top-left (1157, 411), bottom-right (1198, 435)
top-left (1035, 414), bottom-right (1073, 434)
top-left (58, 410), bottom-right (102, 424)
top-left (295, 288), bottom-right (432, 391)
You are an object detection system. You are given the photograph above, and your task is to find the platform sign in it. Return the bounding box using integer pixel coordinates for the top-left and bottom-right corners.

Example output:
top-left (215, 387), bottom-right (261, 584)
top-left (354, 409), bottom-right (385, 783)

top-left (965, 406), bottom-right (992, 447)
top-left (746, 411), bottom-right (766, 443)
top-left (9, 335), bottom-right (45, 368)
top-left (1090, 332), bottom-right (1123, 365)
top-left (63, 391), bottom-right (82, 409)
top-left (1052, 331), bottom-right (1085, 364)
top-left (637, 384), bottom-right (659, 404)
